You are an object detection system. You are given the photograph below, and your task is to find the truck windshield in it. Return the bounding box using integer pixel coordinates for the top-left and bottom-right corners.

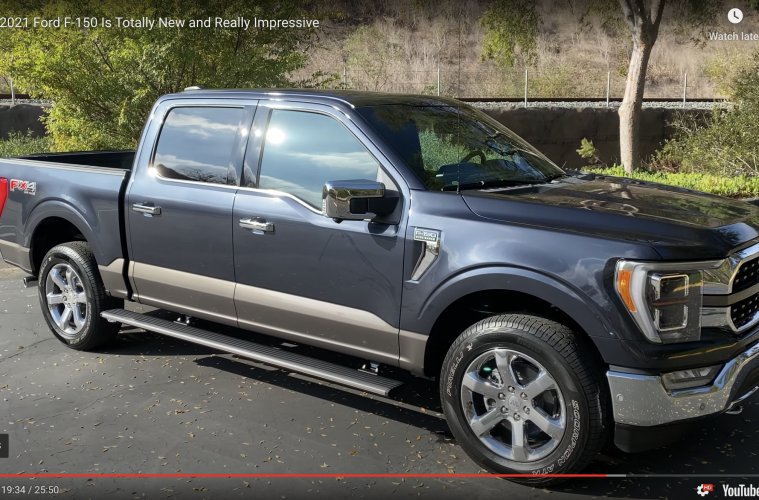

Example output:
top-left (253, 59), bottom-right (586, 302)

top-left (356, 104), bottom-right (565, 191)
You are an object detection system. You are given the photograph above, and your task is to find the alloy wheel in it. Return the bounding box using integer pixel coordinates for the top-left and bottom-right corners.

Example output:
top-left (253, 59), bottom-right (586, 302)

top-left (45, 263), bottom-right (88, 338)
top-left (460, 348), bottom-right (566, 462)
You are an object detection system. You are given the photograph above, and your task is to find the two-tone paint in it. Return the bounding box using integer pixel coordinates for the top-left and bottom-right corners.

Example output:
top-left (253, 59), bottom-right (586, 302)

top-left (2, 89), bottom-right (759, 381)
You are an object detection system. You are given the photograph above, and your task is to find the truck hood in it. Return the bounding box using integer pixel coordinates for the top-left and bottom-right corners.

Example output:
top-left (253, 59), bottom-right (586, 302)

top-left (461, 174), bottom-right (759, 260)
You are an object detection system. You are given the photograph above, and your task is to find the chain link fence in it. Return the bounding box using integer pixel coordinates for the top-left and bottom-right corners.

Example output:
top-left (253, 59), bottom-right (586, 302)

top-left (309, 67), bottom-right (718, 101)
top-left (1, 68), bottom-right (719, 104)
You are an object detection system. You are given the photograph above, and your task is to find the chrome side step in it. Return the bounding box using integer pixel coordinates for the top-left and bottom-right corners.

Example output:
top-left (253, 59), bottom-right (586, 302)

top-left (101, 309), bottom-right (403, 396)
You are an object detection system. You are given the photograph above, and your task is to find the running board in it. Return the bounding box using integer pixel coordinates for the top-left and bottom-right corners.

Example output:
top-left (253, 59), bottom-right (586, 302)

top-left (101, 309), bottom-right (403, 396)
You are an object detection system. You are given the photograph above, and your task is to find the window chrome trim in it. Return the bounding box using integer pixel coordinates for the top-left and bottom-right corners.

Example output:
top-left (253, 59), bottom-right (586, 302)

top-left (134, 177), bottom-right (333, 214)
top-left (145, 173), bottom-right (239, 191)
top-left (703, 241), bottom-right (759, 295)
top-left (236, 185), bottom-right (324, 215)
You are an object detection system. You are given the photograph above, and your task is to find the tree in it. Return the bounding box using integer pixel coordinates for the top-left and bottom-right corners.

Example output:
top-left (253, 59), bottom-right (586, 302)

top-left (616, 0), bottom-right (665, 174)
top-left (0, 0), bottom-right (321, 151)
top-left (479, 0), bottom-right (722, 174)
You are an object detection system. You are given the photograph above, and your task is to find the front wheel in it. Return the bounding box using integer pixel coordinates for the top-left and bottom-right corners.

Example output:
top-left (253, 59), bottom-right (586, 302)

top-left (440, 314), bottom-right (609, 486)
top-left (38, 242), bottom-right (122, 350)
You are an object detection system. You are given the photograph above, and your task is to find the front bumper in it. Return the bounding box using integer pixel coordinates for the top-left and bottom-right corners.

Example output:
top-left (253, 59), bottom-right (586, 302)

top-left (607, 341), bottom-right (759, 427)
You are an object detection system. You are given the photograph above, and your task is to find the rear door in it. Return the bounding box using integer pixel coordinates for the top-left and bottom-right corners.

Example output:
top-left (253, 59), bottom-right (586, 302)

top-left (231, 100), bottom-right (408, 364)
top-left (126, 99), bottom-right (256, 325)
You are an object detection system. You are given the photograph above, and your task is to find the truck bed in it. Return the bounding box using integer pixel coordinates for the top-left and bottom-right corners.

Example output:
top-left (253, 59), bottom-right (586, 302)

top-left (16, 150), bottom-right (135, 170)
top-left (0, 151), bottom-right (131, 275)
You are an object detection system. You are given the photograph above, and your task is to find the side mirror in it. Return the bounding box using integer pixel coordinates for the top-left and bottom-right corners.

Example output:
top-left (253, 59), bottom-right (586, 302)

top-left (322, 180), bottom-right (397, 222)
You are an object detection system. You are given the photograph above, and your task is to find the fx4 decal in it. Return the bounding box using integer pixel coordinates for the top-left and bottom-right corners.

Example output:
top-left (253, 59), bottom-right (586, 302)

top-left (10, 179), bottom-right (36, 195)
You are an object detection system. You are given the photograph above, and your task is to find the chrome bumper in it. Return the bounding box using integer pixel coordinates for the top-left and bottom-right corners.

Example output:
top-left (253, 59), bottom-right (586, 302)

top-left (607, 342), bottom-right (759, 427)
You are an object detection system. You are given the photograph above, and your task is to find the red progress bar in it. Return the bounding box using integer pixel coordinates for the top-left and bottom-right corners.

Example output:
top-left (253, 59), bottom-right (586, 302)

top-left (0, 474), bottom-right (609, 478)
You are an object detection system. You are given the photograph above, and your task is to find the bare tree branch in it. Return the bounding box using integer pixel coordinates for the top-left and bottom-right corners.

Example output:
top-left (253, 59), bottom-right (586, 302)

top-left (651, 0), bottom-right (667, 28)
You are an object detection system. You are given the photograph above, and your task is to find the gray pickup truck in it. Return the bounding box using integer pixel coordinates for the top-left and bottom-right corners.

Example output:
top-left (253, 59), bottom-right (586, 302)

top-left (1, 89), bottom-right (759, 483)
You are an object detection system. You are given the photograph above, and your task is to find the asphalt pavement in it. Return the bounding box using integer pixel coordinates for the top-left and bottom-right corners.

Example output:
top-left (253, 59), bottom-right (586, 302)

top-left (1, 259), bottom-right (758, 499)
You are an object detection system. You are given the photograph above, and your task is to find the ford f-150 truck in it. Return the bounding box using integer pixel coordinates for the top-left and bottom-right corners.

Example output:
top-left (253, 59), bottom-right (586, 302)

top-left (1, 89), bottom-right (759, 484)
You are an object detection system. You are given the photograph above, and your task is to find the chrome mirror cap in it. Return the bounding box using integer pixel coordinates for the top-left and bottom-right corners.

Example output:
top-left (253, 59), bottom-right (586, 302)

top-left (322, 179), bottom-right (385, 221)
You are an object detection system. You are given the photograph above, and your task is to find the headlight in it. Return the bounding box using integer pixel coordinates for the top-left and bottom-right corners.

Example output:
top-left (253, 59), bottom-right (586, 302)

top-left (615, 260), bottom-right (720, 344)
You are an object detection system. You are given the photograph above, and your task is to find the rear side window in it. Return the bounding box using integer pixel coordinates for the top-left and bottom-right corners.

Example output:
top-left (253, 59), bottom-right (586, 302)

top-left (153, 107), bottom-right (243, 185)
top-left (257, 110), bottom-right (380, 208)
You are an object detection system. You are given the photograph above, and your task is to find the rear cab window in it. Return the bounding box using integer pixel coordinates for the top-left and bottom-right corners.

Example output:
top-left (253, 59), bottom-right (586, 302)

top-left (152, 106), bottom-right (244, 185)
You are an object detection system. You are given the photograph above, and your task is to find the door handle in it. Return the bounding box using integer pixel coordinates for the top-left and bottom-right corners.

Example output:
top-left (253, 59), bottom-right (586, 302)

top-left (240, 218), bottom-right (274, 232)
top-left (132, 203), bottom-right (161, 215)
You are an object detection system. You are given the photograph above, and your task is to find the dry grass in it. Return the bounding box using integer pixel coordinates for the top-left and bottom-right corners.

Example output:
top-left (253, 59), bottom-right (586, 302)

top-left (295, 0), bottom-right (759, 98)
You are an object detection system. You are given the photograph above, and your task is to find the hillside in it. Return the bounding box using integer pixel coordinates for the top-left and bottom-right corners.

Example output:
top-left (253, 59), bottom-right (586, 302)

top-left (297, 0), bottom-right (759, 98)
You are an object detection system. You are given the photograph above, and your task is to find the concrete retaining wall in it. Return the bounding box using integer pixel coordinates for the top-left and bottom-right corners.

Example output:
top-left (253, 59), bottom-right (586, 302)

top-left (0, 103), bottom-right (705, 170)
top-left (481, 106), bottom-right (709, 169)
top-left (0, 104), bottom-right (48, 139)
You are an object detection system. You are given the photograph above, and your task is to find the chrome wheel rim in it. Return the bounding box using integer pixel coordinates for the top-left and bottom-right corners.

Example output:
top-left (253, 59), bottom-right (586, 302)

top-left (460, 348), bottom-right (566, 463)
top-left (45, 264), bottom-right (88, 338)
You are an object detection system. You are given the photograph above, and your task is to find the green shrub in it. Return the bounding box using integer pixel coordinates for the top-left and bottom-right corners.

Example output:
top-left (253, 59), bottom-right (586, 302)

top-left (0, 131), bottom-right (53, 157)
top-left (655, 50), bottom-right (759, 177)
top-left (589, 165), bottom-right (759, 198)
top-left (576, 138), bottom-right (601, 165)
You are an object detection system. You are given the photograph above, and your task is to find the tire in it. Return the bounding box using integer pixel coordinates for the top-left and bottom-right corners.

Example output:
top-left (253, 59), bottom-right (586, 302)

top-left (38, 242), bottom-right (122, 351)
top-left (439, 314), bottom-right (609, 486)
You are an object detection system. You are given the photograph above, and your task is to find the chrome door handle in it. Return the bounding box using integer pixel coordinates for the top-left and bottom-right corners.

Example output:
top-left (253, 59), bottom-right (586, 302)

top-left (239, 218), bottom-right (274, 232)
top-left (132, 203), bottom-right (161, 215)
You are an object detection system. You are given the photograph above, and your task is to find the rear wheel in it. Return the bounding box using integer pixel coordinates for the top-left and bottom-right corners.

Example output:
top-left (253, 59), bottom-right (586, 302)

top-left (440, 314), bottom-right (609, 486)
top-left (38, 242), bottom-right (122, 350)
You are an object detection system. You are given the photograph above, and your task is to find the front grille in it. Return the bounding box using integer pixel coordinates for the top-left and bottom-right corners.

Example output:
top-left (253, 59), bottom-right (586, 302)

top-left (731, 292), bottom-right (759, 328)
top-left (734, 259), bottom-right (759, 293)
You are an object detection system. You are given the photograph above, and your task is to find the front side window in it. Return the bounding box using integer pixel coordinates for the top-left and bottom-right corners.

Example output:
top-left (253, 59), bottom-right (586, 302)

top-left (153, 107), bottom-right (243, 185)
top-left (258, 110), bottom-right (380, 208)
top-left (357, 104), bottom-right (564, 191)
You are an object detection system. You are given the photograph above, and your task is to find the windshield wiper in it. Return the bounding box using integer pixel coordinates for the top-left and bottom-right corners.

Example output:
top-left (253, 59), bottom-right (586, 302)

top-left (442, 173), bottom-right (567, 191)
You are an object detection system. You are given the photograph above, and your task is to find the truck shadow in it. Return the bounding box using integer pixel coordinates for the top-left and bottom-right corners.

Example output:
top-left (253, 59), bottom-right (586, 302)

top-left (100, 309), bottom-right (451, 439)
top-left (98, 310), bottom-right (759, 498)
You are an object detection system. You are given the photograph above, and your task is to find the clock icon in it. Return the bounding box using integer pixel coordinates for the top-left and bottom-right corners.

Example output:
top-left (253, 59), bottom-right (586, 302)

top-left (729, 8), bottom-right (743, 24)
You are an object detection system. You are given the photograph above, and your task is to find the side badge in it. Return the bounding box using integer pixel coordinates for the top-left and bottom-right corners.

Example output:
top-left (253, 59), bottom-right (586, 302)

top-left (413, 227), bottom-right (440, 244)
top-left (411, 227), bottom-right (441, 281)
top-left (9, 179), bottom-right (36, 195)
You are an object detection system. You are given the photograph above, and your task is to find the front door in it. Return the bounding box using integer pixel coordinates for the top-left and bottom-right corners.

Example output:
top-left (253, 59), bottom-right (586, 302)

top-left (232, 101), bottom-right (407, 364)
top-left (127, 101), bottom-right (253, 326)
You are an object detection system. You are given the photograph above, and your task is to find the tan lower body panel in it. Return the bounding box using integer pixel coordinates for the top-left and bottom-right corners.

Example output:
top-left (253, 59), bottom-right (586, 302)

top-left (131, 262), bottom-right (238, 327)
top-left (399, 330), bottom-right (428, 374)
top-left (0, 240), bottom-right (32, 273)
top-left (98, 258), bottom-right (129, 299)
top-left (235, 283), bottom-right (400, 366)
top-left (128, 262), bottom-right (409, 368)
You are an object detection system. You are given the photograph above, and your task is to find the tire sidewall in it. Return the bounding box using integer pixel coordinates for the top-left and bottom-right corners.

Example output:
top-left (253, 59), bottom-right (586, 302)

top-left (38, 248), bottom-right (97, 348)
top-left (441, 326), bottom-right (590, 475)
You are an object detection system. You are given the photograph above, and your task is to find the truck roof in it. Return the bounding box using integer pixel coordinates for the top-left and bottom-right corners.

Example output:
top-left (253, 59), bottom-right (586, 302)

top-left (161, 88), bottom-right (463, 108)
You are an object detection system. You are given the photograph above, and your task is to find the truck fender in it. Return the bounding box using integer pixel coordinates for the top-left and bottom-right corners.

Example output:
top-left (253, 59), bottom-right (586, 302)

top-left (414, 266), bottom-right (614, 340)
top-left (24, 200), bottom-right (107, 270)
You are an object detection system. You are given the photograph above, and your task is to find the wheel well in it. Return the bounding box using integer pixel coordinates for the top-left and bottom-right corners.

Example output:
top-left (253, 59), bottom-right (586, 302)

top-left (423, 289), bottom-right (587, 378)
top-left (31, 217), bottom-right (86, 274)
